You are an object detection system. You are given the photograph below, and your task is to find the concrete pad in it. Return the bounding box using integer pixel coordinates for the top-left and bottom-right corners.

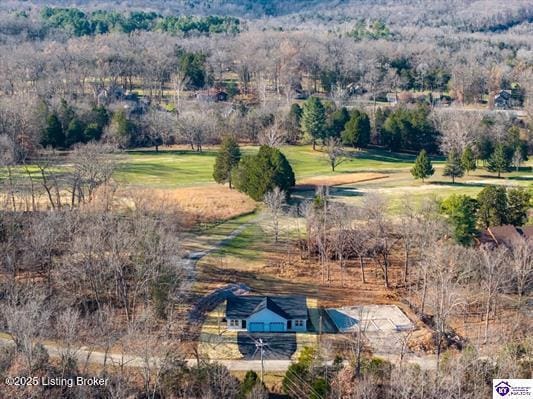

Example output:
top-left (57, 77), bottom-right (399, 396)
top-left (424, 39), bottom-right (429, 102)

top-left (326, 305), bottom-right (414, 333)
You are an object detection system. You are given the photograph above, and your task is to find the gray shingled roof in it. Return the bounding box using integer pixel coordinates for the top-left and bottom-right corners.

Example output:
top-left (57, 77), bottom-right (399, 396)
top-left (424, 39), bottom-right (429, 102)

top-left (226, 295), bottom-right (307, 319)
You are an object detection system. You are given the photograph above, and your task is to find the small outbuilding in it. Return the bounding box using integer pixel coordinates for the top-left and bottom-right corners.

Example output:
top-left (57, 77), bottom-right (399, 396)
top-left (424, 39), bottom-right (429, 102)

top-left (386, 93), bottom-right (398, 104)
top-left (494, 90), bottom-right (512, 108)
top-left (196, 89), bottom-right (228, 102)
top-left (225, 295), bottom-right (308, 333)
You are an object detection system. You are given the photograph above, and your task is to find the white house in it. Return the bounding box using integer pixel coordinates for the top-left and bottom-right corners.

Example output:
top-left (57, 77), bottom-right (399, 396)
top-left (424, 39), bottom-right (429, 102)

top-left (225, 295), bottom-right (308, 333)
top-left (386, 93), bottom-right (398, 104)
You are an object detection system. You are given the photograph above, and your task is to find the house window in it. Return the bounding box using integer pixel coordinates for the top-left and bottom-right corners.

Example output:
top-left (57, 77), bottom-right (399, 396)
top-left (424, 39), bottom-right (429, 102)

top-left (294, 320), bottom-right (304, 327)
top-left (229, 319), bottom-right (241, 328)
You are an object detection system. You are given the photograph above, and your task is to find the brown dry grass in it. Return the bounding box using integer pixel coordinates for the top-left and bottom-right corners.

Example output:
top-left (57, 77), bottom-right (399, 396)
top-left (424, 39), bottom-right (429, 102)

top-left (119, 186), bottom-right (256, 227)
top-left (296, 172), bottom-right (387, 189)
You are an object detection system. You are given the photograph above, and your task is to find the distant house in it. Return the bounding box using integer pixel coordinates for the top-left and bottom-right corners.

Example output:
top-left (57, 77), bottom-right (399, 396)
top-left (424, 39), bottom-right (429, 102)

top-left (435, 94), bottom-right (452, 107)
top-left (478, 225), bottom-right (532, 248)
top-left (494, 90), bottom-right (512, 108)
top-left (386, 93), bottom-right (398, 104)
top-left (97, 85), bottom-right (125, 105)
top-left (293, 88), bottom-right (309, 100)
top-left (196, 89), bottom-right (228, 103)
top-left (225, 295), bottom-right (308, 333)
top-left (346, 83), bottom-right (363, 96)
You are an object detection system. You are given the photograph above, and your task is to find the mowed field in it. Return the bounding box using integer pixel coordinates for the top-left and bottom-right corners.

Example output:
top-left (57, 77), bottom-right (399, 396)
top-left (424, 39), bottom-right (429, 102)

top-left (2, 145), bottom-right (530, 218)
top-left (115, 145), bottom-right (425, 187)
top-left (115, 145), bottom-right (532, 207)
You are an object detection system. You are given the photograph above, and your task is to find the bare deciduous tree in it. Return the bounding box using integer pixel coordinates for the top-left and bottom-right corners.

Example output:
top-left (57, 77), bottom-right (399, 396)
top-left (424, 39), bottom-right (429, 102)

top-left (324, 136), bottom-right (346, 172)
top-left (1, 290), bottom-right (51, 370)
top-left (478, 246), bottom-right (509, 344)
top-left (264, 187), bottom-right (286, 243)
top-left (362, 193), bottom-right (397, 288)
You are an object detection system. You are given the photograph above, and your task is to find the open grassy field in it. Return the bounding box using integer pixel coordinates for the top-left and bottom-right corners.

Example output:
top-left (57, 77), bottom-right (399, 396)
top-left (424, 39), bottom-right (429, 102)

top-left (114, 145), bottom-right (433, 188)
top-left (115, 145), bottom-right (530, 200)
top-left (3, 145), bottom-right (530, 218)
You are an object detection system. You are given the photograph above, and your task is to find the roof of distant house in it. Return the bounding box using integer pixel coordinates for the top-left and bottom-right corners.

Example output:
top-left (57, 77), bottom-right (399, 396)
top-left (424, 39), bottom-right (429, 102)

top-left (495, 90), bottom-right (511, 100)
top-left (226, 295), bottom-right (307, 319)
top-left (479, 225), bottom-right (532, 247)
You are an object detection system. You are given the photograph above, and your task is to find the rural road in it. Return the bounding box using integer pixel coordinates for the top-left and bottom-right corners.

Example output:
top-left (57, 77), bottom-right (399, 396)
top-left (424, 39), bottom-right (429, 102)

top-left (0, 334), bottom-right (291, 371)
top-left (0, 334), bottom-right (437, 372)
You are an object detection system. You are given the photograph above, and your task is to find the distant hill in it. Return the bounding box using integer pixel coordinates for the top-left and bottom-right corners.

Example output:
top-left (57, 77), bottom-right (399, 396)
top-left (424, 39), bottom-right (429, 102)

top-left (1, 0), bottom-right (330, 17)
top-left (3, 0), bottom-right (532, 32)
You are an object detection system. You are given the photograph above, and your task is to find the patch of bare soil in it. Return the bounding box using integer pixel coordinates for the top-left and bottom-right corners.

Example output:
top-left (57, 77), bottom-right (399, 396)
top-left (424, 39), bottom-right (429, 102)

top-left (197, 239), bottom-right (408, 309)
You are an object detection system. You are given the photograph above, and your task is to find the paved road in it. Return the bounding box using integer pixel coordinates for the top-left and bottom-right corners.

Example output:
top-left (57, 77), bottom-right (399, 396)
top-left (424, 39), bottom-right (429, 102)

top-left (0, 335), bottom-right (292, 371)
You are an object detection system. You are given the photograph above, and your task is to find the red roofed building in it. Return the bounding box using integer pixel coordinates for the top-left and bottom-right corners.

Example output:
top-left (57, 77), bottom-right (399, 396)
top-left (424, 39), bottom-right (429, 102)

top-left (479, 225), bottom-right (533, 248)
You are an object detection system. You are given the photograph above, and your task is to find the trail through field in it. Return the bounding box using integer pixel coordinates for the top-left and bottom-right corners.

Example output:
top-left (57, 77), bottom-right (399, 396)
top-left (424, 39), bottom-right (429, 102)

top-left (182, 213), bottom-right (263, 322)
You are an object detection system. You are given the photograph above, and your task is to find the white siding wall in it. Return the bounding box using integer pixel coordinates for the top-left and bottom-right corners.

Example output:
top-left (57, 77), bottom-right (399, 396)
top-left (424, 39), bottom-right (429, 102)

top-left (289, 319), bottom-right (307, 332)
top-left (227, 319), bottom-right (245, 330)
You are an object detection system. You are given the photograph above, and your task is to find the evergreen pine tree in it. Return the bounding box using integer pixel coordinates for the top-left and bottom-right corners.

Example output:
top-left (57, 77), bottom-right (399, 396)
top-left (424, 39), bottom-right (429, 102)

top-left (487, 143), bottom-right (511, 178)
top-left (300, 97), bottom-right (326, 150)
top-left (507, 188), bottom-right (531, 226)
top-left (341, 110), bottom-right (371, 149)
top-left (477, 185), bottom-right (508, 228)
top-left (213, 136), bottom-right (241, 188)
top-left (240, 371), bottom-right (261, 396)
top-left (232, 146), bottom-right (295, 201)
top-left (41, 113), bottom-right (65, 148)
top-left (65, 118), bottom-right (86, 147)
top-left (410, 149), bottom-right (434, 182)
top-left (461, 146), bottom-right (477, 175)
top-left (326, 107), bottom-right (350, 138)
top-left (441, 194), bottom-right (478, 245)
top-left (443, 150), bottom-right (464, 184)
top-left (477, 136), bottom-right (494, 166)
top-left (109, 110), bottom-right (133, 148)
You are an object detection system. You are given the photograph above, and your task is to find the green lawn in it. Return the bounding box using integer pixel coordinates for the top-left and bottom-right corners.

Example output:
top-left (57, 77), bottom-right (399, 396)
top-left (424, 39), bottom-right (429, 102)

top-left (326, 163), bottom-right (533, 212)
top-left (115, 145), bottom-right (437, 187)
top-left (214, 223), bottom-right (266, 260)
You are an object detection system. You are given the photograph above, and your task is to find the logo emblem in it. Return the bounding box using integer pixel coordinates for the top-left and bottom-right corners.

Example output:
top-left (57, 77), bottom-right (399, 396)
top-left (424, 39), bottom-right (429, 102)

top-left (495, 381), bottom-right (511, 397)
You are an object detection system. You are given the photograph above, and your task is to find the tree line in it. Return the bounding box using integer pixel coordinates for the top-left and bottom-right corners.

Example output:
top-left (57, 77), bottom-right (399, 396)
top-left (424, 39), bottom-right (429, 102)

top-left (40, 7), bottom-right (241, 37)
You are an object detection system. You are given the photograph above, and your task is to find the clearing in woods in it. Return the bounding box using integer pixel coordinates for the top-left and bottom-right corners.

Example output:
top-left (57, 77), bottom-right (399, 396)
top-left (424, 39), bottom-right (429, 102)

top-left (115, 145), bottom-right (423, 188)
top-left (112, 145), bottom-right (531, 222)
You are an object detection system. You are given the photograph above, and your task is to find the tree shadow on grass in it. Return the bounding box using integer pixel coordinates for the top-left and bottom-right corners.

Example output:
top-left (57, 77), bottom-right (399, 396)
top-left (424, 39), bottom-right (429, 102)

top-left (508, 176), bottom-right (533, 181)
top-left (127, 149), bottom-right (218, 157)
top-left (117, 162), bottom-right (182, 175)
top-left (290, 186), bottom-right (364, 203)
top-left (117, 160), bottom-right (214, 181)
top-left (428, 181), bottom-right (488, 188)
top-left (331, 187), bottom-right (364, 197)
top-left (349, 149), bottom-right (445, 164)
